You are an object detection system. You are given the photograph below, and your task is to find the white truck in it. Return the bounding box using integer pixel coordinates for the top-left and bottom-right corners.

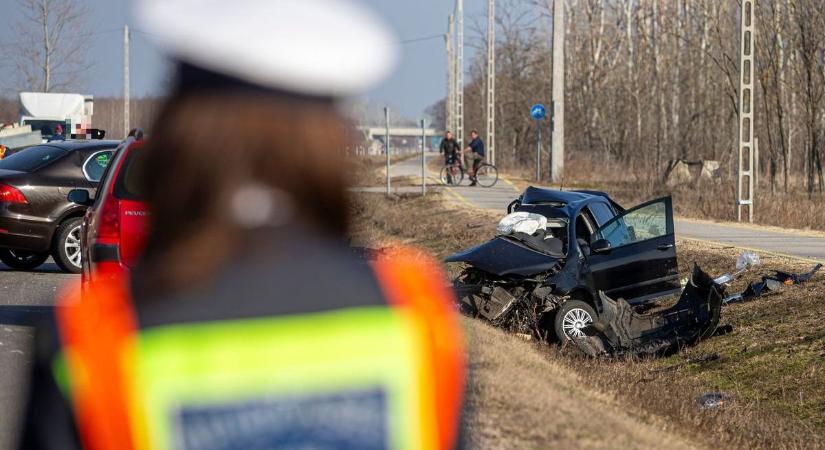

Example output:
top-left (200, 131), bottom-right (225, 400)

top-left (19, 92), bottom-right (94, 141)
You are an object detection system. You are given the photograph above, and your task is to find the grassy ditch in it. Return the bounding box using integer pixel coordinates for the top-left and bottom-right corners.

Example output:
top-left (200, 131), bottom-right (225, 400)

top-left (348, 191), bottom-right (825, 449)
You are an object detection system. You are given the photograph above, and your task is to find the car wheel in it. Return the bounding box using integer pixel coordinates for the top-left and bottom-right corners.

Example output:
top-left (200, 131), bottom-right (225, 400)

top-left (554, 300), bottom-right (597, 341)
top-left (52, 217), bottom-right (84, 274)
top-left (0, 249), bottom-right (49, 271)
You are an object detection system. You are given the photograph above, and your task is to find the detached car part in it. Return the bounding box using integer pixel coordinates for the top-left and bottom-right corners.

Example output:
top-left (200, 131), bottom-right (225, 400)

top-left (573, 264), bottom-right (723, 357)
top-left (723, 263), bottom-right (822, 304)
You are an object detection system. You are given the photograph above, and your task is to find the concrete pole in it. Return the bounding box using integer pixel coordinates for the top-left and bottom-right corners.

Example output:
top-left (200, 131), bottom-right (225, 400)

top-left (385, 107), bottom-right (391, 196)
top-left (486, 0), bottom-right (496, 165)
top-left (550, 0), bottom-right (565, 183)
top-left (737, 0), bottom-right (755, 222)
top-left (446, 15), bottom-right (454, 133)
top-left (421, 119), bottom-right (427, 196)
top-left (123, 24), bottom-right (130, 139)
top-left (456, 0), bottom-right (464, 146)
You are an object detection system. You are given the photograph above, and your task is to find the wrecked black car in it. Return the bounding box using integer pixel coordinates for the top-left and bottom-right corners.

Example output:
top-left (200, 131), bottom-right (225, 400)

top-left (447, 187), bottom-right (684, 342)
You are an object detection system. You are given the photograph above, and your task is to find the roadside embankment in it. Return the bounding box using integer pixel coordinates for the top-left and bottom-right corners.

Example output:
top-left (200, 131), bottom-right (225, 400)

top-left (349, 191), bottom-right (825, 450)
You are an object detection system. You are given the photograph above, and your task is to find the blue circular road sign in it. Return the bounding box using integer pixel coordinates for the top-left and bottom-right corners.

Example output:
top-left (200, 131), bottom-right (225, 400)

top-left (530, 103), bottom-right (546, 120)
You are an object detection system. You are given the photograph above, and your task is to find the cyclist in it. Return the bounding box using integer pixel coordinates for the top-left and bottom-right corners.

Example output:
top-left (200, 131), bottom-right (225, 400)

top-left (463, 129), bottom-right (485, 186)
top-left (440, 130), bottom-right (461, 184)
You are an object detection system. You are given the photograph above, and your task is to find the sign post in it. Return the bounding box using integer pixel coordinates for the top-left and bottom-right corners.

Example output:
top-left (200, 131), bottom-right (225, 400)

top-left (531, 103), bottom-right (546, 181)
top-left (421, 119), bottom-right (427, 196)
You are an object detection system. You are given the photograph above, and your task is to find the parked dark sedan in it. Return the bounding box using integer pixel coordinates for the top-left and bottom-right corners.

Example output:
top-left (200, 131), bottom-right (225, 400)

top-left (0, 140), bottom-right (119, 273)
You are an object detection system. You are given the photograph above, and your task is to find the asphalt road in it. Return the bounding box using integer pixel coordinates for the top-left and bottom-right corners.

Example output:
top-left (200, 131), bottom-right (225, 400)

top-left (0, 258), bottom-right (71, 450)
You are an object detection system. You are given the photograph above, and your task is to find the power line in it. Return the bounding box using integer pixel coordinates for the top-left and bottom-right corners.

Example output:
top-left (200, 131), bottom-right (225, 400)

top-left (129, 28), bottom-right (159, 39)
top-left (394, 33), bottom-right (445, 45)
top-left (0, 28), bottom-right (123, 48)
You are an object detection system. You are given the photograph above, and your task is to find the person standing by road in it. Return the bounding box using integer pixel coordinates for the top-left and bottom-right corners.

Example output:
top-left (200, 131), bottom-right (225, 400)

top-left (463, 129), bottom-right (485, 186)
top-left (440, 130), bottom-right (460, 165)
top-left (19, 1), bottom-right (466, 449)
top-left (440, 130), bottom-right (461, 184)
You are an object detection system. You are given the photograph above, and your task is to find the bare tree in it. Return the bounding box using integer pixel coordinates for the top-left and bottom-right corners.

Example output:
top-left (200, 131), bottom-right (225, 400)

top-left (10, 0), bottom-right (90, 92)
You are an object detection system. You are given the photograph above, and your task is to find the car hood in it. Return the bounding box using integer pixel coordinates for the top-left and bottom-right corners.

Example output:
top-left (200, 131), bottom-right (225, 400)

top-left (445, 236), bottom-right (562, 277)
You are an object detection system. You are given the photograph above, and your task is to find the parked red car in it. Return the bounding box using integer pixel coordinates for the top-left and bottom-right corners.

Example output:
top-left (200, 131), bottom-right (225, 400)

top-left (68, 136), bottom-right (148, 287)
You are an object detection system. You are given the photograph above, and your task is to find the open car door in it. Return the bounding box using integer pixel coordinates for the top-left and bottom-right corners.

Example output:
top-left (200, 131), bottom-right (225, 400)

top-left (586, 196), bottom-right (679, 304)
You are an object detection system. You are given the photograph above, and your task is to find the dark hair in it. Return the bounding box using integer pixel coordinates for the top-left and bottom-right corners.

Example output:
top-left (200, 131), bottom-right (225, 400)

top-left (470, 129), bottom-right (478, 135)
top-left (135, 92), bottom-right (353, 295)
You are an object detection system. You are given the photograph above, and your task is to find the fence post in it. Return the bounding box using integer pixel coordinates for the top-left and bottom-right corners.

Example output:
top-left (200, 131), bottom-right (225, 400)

top-left (385, 107), bottom-right (390, 196)
top-left (421, 120), bottom-right (427, 196)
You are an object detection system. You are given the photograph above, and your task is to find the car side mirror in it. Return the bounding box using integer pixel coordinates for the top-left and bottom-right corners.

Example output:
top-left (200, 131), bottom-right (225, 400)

top-left (591, 238), bottom-right (612, 254)
top-left (67, 189), bottom-right (92, 206)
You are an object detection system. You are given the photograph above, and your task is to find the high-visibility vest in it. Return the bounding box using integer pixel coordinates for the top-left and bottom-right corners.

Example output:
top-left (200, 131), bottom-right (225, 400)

top-left (54, 248), bottom-right (464, 450)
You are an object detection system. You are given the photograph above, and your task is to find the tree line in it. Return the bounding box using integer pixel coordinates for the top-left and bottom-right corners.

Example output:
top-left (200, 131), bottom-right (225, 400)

top-left (431, 0), bottom-right (825, 194)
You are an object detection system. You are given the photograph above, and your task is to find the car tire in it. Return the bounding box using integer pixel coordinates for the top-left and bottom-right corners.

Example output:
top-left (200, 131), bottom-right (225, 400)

top-left (52, 217), bottom-right (84, 274)
top-left (554, 299), bottom-right (597, 342)
top-left (0, 249), bottom-right (50, 271)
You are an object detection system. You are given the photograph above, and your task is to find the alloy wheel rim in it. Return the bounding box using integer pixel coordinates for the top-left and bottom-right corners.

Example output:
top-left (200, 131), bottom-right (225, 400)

top-left (562, 307), bottom-right (594, 339)
top-left (65, 225), bottom-right (82, 268)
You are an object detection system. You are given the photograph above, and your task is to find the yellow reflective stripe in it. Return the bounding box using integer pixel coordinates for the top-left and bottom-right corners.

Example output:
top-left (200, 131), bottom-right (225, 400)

top-left (51, 352), bottom-right (71, 398)
top-left (123, 306), bottom-right (425, 450)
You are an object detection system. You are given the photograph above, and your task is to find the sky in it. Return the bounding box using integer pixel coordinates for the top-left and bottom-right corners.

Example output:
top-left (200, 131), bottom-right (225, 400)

top-left (0, 0), bottom-right (491, 121)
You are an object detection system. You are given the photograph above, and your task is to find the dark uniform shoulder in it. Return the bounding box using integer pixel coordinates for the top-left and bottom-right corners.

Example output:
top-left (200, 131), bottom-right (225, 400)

top-left (132, 232), bottom-right (386, 329)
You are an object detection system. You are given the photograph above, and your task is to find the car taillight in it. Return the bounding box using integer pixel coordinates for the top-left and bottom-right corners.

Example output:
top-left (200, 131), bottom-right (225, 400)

top-left (0, 184), bottom-right (28, 204)
top-left (96, 196), bottom-right (121, 241)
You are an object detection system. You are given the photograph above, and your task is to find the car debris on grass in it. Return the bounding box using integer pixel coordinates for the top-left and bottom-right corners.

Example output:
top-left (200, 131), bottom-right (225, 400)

top-left (721, 263), bottom-right (822, 304)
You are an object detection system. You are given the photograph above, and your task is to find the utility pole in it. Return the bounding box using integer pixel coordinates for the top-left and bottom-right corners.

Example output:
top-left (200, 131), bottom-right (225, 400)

top-left (455, 0), bottom-right (464, 146)
top-left (737, 0), bottom-right (755, 222)
top-left (550, 0), bottom-right (565, 183)
top-left (486, 0), bottom-right (496, 165)
top-left (446, 14), bottom-right (454, 133)
top-left (123, 24), bottom-right (130, 139)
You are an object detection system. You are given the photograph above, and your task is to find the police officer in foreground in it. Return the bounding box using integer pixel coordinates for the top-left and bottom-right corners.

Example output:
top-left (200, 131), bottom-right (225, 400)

top-left (20, 1), bottom-right (465, 449)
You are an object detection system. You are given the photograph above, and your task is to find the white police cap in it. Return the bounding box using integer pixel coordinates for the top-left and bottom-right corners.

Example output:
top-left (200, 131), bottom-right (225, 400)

top-left (135, 0), bottom-right (398, 97)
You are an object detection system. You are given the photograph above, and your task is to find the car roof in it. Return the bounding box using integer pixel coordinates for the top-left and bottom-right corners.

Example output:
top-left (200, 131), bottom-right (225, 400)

top-left (520, 186), bottom-right (617, 217)
top-left (35, 140), bottom-right (121, 152)
top-left (521, 186), bottom-right (608, 206)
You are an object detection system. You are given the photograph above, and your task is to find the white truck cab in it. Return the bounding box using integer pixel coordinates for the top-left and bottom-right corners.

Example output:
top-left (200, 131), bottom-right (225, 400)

top-left (19, 92), bottom-right (94, 142)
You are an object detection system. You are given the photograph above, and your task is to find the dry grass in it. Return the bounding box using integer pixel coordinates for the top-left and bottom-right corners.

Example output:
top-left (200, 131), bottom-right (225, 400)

top-left (350, 154), bottom-right (419, 187)
top-left (461, 320), bottom-right (699, 450)
top-left (349, 191), bottom-right (825, 450)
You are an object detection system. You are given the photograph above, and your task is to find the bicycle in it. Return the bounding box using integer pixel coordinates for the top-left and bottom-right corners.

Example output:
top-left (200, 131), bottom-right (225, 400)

top-left (439, 160), bottom-right (465, 185)
top-left (471, 162), bottom-right (499, 187)
top-left (439, 161), bottom-right (499, 187)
